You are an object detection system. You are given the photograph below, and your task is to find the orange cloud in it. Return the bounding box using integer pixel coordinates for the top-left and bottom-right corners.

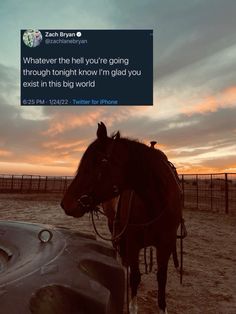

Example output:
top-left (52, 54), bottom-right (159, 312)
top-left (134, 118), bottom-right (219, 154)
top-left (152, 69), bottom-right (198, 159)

top-left (0, 149), bottom-right (12, 157)
top-left (43, 110), bottom-right (103, 136)
top-left (176, 163), bottom-right (220, 174)
top-left (0, 161), bottom-right (75, 176)
top-left (42, 139), bottom-right (87, 151)
top-left (42, 106), bottom-right (149, 137)
top-left (182, 86), bottom-right (236, 115)
top-left (175, 159), bottom-right (236, 174)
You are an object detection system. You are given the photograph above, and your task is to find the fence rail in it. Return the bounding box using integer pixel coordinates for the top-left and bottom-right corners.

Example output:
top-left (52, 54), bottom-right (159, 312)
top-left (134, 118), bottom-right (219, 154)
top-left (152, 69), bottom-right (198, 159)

top-left (0, 173), bottom-right (235, 214)
top-left (0, 174), bottom-right (73, 194)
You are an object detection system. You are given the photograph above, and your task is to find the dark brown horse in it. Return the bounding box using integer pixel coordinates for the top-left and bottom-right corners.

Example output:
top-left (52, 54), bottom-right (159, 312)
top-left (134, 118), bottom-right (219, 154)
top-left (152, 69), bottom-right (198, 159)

top-left (61, 122), bottom-right (182, 313)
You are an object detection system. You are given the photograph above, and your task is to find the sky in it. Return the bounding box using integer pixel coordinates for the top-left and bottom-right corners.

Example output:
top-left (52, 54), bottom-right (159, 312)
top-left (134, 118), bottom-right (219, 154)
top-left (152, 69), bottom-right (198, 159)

top-left (0, 0), bottom-right (236, 176)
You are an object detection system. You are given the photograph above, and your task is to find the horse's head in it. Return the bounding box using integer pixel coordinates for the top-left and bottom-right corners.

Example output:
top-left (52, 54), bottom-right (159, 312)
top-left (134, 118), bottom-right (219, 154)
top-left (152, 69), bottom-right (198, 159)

top-left (61, 122), bottom-right (128, 217)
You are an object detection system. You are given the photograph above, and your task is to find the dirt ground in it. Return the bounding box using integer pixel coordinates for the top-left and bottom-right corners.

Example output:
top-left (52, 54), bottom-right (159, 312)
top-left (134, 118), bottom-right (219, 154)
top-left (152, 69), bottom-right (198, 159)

top-left (0, 193), bottom-right (236, 314)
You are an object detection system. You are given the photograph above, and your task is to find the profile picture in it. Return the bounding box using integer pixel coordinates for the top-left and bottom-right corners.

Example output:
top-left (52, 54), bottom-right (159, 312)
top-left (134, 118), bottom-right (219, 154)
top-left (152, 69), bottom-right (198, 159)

top-left (23, 29), bottom-right (43, 48)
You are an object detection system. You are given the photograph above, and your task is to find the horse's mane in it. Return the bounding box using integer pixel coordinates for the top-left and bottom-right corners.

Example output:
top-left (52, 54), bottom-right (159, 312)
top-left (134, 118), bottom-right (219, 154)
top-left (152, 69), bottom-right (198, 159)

top-left (120, 137), bottom-right (165, 171)
top-left (76, 132), bottom-right (171, 188)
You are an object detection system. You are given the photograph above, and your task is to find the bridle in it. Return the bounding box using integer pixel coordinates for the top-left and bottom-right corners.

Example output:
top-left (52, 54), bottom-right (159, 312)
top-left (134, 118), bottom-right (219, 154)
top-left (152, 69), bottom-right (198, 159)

top-left (77, 138), bottom-right (120, 213)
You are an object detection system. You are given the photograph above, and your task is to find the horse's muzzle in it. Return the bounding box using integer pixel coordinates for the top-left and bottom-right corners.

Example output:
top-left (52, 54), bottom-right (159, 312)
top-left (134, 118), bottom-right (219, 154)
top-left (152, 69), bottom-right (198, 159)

top-left (60, 200), bottom-right (85, 218)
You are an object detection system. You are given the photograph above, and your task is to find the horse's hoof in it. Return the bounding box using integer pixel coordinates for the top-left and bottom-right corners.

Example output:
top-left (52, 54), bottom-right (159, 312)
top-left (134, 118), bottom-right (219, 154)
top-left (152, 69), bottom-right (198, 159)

top-left (129, 296), bottom-right (138, 314)
top-left (159, 308), bottom-right (168, 314)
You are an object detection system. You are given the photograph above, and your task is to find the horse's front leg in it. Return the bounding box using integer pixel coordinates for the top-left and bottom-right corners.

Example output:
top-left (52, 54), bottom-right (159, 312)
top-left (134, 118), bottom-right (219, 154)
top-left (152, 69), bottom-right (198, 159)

top-left (128, 251), bottom-right (141, 314)
top-left (156, 248), bottom-right (171, 314)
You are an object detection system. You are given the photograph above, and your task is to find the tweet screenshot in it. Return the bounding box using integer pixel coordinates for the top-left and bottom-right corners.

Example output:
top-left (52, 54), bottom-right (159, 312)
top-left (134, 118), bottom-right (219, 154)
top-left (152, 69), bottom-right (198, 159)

top-left (21, 29), bottom-right (153, 106)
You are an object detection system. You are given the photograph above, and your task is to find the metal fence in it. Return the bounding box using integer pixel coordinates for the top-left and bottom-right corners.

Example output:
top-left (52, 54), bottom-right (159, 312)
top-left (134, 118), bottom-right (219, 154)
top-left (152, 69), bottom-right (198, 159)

top-left (0, 174), bottom-right (73, 194)
top-left (0, 173), bottom-right (235, 214)
top-left (180, 173), bottom-right (236, 214)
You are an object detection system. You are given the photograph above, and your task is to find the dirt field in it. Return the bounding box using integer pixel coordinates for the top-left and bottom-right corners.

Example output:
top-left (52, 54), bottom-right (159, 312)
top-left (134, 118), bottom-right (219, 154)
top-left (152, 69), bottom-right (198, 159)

top-left (0, 193), bottom-right (236, 313)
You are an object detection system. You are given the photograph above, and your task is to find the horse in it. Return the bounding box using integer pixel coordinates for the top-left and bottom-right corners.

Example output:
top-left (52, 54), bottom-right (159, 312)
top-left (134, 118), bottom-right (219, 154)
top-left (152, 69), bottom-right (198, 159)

top-left (61, 122), bottom-right (182, 313)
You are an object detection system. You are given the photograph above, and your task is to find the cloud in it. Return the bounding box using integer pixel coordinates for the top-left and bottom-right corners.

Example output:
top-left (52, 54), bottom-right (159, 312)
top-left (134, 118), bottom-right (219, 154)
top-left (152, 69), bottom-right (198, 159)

top-left (0, 149), bottom-right (12, 157)
top-left (0, 61), bottom-right (235, 175)
top-left (156, 107), bottom-right (236, 150)
top-left (111, 0), bottom-right (236, 85)
top-left (43, 110), bottom-right (103, 136)
top-left (1, 1), bottom-right (236, 175)
top-left (182, 86), bottom-right (236, 115)
top-left (200, 155), bottom-right (236, 170)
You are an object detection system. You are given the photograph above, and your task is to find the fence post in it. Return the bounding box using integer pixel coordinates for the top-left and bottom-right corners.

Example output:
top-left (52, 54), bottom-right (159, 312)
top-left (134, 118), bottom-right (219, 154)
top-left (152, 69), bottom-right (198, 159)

top-left (29, 175), bottom-right (33, 193)
top-left (181, 174), bottom-right (185, 208)
top-left (53, 177), bottom-right (56, 192)
top-left (11, 175), bottom-right (14, 191)
top-left (45, 176), bottom-right (48, 192)
top-left (63, 177), bottom-right (68, 193)
top-left (210, 174), bottom-right (213, 211)
top-left (225, 173), bottom-right (229, 214)
top-left (38, 176), bottom-right (41, 192)
top-left (20, 175), bottom-right (24, 192)
top-left (196, 174), bottom-right (199, 210)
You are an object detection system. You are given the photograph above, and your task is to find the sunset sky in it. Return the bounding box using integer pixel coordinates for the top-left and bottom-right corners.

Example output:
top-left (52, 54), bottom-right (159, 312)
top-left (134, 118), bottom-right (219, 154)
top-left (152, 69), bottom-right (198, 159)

top-left (0, 0), bottom-right (236, 176)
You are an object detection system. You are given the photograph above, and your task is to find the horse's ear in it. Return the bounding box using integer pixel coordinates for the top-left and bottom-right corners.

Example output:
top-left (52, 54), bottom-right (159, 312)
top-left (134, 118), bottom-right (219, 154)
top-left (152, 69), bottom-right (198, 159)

top-left (97, 122), bottom-right (107, 140)
top-left (115, 131), bottom-right (120, 139)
